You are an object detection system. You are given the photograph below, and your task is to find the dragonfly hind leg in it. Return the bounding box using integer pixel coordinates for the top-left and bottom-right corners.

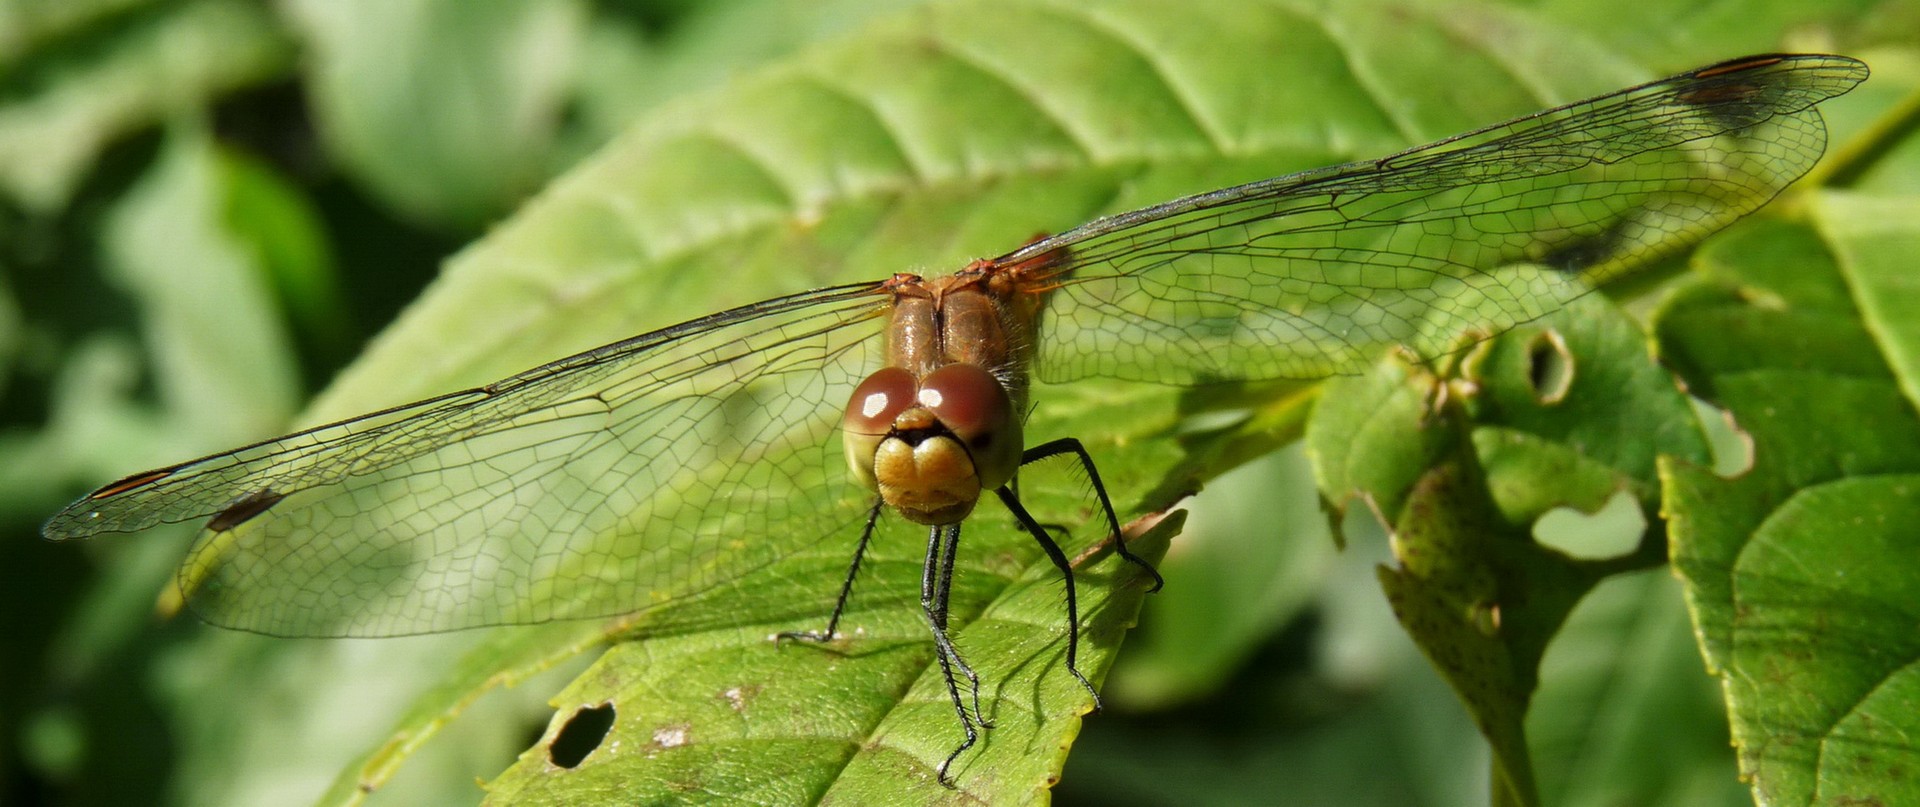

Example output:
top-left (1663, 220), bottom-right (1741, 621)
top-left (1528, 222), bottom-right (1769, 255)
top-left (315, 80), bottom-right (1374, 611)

top-left (995, 486), bottom-right (1100, 706)
top-left (1020, 437), bottom-right (1165, 592)
top-left (988, 438), bottom-right (1166, 719)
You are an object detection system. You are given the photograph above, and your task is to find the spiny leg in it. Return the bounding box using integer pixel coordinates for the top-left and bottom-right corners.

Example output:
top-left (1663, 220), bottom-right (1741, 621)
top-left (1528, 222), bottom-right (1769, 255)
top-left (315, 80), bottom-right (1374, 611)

top-left (923, 523), bottom-right (982, 785)
top-left (1021, 437), bottom-right (1164, 592)
top-left (777, 497), bottom-right (885, 644)
top-left (995, 486), bottom-right (1099, 706)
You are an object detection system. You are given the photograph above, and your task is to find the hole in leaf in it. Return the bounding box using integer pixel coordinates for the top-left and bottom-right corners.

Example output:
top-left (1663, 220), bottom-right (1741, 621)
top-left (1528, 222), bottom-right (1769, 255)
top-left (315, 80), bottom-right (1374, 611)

top-left (1533, 489), bottom-right (1645, 559)
top-left (1525, 330), bottom-right (1574, 404)
top-left (1690, 396), bottom-right (1754, 477)
top-left (548, 703), bottom-right (616, 769)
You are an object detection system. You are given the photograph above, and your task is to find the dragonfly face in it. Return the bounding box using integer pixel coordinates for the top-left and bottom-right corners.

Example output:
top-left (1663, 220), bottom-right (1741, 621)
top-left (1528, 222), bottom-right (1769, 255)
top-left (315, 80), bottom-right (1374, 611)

top-left (41, 52), bottom-right (1870, 787)
top-left (843, 361), bottom-right (1023, 525)
top-left (843, 267), bottom-right (1055, 525)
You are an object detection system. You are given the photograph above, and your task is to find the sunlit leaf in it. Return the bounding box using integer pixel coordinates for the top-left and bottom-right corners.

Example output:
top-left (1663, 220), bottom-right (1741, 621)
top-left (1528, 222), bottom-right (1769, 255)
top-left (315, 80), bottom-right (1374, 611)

top-left (16, 2), bottom-right (1910, 805)
top-left (1662, 202), bottom-right (1920, 805)
top-left (1310, 294), bottom-right (1712, 806)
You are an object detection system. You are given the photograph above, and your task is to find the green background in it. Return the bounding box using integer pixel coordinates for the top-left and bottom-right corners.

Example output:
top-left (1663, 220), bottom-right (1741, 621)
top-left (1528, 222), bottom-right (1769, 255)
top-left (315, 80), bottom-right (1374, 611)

top-left (3, 1), bottom-right (1917, 805)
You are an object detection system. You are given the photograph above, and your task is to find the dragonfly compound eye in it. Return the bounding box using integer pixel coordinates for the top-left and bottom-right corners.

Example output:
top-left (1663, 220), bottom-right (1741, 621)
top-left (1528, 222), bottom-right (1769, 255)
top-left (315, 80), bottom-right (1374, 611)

top-left (843, 367), bottom-right (918, 491)
top-left (844, 367), bottom-right (917, 436)
top-left (918, 363), bottom-right (1022, 491)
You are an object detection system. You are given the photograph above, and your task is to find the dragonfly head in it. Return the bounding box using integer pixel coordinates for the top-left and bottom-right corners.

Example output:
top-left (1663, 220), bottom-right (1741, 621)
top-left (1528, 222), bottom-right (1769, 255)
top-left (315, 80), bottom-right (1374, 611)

top-left (843, 363), bottom-right (1023, 526)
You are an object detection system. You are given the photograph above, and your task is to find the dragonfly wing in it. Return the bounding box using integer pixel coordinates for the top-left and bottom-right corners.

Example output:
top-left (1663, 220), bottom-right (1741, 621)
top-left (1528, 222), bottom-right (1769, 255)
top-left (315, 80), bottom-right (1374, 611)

top-left (45, 284), bottom-right (892, 637)
top-left (1019, 54), bottom-right (1867, 385)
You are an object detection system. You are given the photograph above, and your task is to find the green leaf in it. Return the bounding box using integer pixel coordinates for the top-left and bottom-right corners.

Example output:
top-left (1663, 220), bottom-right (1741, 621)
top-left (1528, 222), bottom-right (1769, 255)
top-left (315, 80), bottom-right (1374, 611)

top-left (313, 622), bottom-right (610, 806)
top-left (1824, 193), bottom-right (1920, 409)
top-left (1461, 294), bottom-right (1714, 517)
top-left (1101, 445), bottom-right (1338, 710)
top-left (1515, 0), bottom-right (1891, 68)
top-left (1309, 293), bottom-right (1715, 806)
top-left (1661, 199), bottom-right (1920, 805)
top-left (0, 0), bottom-right (293, 211)
top-left (1526, 571), bottom-right (1748, 807)
top-left (101, 128), bottom-right (304, 451)
top-left (281, 0), bottom-right (590, 228)
top-left (482, 516), bottom-right (1176, 804)
top-left (289, 5), bottom-right (1666, 795)
top-left (310, 0), bottom-right (1742, 421)
top-left (562, 0), bottom-right (936, 157)
top-left (31, 1), bottom-right (1901, 804)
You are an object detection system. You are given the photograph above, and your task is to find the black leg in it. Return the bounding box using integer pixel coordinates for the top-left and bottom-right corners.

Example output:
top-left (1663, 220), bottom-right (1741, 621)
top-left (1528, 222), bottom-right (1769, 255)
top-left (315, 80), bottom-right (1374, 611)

top-left (924, 523), bottom-right (981, 786)
top-left (928, 522), bottom-right (990, 729)
top-left (995, 485), bottom-right (1100, 707)
top-left (777, 497), bottom-right (885, 644)
top-left (1021, 437), bottom-right (1164, 592)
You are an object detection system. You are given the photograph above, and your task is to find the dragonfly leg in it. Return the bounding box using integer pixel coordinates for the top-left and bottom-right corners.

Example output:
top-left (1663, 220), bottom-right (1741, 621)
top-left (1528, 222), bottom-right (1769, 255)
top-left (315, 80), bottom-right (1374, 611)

top-left (995, 486), bottom-right (1100, 710)
top-left (1021, 438), bottom-right (1164, 592)
top-left (923, 523), bottom-right (991, 727)
top-left (1007, 474), bottom-right (1075, 541)
top-left (777, 497), bottom-right (884, 644)
top-left (925, 523), bottom-right (984, 786)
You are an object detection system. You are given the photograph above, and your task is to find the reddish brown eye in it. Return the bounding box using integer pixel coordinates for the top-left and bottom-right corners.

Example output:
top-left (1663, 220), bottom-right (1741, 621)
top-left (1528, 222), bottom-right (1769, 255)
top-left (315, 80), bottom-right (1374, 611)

top-left (917, 363), bottom-right (1022, 490)
top-left (844, 367), bottom-right (917, 435)
top-left (917, 364), bottom-right (1010, 438)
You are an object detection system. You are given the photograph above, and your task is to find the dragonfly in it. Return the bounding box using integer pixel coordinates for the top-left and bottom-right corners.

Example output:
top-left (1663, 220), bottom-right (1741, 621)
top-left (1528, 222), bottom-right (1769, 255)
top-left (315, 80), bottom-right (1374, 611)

top-left (44, 53), bottom-right (1866, 784)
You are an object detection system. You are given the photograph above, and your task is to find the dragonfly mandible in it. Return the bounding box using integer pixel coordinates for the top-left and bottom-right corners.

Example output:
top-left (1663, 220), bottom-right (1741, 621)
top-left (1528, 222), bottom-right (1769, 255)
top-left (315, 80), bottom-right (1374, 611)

top-left (43, 53), bottom-right (1867, 784)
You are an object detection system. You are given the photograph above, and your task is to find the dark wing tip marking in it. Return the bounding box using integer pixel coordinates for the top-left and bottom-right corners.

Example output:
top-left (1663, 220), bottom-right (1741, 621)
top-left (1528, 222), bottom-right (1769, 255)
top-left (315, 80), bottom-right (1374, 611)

top-left (1691, 54), bottom-right (1788, 80)
top-left (1676, 53), bottom-right (1868, 108)
top-left (206, 489), bottom-right (288, 533)
top-left (90, 469), bottom-right (176, 499)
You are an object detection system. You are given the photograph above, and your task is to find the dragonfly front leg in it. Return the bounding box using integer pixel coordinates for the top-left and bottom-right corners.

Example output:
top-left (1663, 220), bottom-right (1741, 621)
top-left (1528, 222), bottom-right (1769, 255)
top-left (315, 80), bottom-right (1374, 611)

top-left (925, 522), bottom-right (989, 785)
top-left (776, 498), bottom-right (885, 644)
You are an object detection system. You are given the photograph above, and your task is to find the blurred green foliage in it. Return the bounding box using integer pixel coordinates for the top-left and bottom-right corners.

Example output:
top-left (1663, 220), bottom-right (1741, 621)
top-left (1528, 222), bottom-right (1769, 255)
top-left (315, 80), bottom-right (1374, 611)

top-left (3, 1), bottom-right (1917, 806)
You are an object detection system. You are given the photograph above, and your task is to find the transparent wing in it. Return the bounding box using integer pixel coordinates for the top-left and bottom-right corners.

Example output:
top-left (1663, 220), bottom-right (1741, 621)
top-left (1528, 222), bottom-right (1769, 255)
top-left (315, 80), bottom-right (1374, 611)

top-left (44, 283), bottom-right (894, 637)
top-left (1012, 54), bottom-right (1868, 384)
top-left (43, 54), bottom-right (1866, 638)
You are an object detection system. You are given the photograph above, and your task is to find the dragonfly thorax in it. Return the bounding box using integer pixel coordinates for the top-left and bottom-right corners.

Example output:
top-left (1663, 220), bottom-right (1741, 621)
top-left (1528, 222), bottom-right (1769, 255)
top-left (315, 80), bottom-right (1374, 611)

top-left (842, 363), bottom-right (1023, 525)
